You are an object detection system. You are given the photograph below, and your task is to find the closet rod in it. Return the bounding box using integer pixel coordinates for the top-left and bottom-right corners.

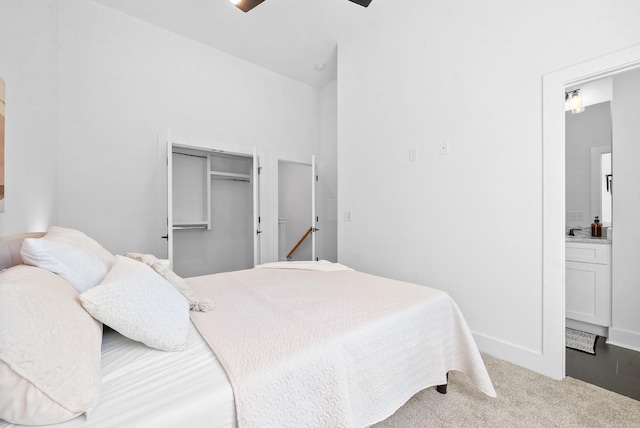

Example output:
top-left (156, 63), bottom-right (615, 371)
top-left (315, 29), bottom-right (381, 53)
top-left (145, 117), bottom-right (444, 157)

top-left (173, 152), bottom-right (207, 159)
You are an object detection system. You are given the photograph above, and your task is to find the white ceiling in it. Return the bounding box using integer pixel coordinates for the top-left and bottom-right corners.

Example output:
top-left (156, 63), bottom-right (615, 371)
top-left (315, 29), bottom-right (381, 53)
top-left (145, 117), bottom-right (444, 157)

top-left (93, 0), bottom-right (385, 88)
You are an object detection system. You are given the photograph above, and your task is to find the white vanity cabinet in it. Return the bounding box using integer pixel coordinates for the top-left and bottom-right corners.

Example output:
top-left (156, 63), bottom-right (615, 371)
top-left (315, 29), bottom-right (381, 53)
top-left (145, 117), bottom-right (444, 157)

top-left (565, 241), bottom-right (611, 327)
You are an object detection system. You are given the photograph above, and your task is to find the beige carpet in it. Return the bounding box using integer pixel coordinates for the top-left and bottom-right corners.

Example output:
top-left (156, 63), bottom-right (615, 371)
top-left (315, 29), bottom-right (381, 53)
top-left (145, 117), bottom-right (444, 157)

top-left (373, 353), bottom-right (640, 428)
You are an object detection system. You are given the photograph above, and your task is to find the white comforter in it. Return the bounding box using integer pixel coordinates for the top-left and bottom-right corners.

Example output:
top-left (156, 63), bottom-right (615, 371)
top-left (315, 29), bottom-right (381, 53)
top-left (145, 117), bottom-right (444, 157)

top-left (0, 326), bottom-right (236, 428)
top-left (189, 264), bottom-right (496, 428)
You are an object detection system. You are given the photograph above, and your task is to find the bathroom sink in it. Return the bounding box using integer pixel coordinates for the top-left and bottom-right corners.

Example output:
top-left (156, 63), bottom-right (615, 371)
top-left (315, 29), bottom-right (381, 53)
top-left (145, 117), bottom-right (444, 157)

top-left (566, 228), bottom-right (610, 243)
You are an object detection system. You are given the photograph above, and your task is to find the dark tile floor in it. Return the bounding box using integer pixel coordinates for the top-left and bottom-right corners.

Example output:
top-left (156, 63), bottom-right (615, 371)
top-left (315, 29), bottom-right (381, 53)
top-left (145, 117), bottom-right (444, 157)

top-left (566, 337), bottom-right (640, 401)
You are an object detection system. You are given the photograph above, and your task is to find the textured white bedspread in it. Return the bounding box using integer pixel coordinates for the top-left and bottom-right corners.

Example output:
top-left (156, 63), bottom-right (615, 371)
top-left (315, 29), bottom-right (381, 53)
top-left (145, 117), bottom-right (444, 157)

top-left (189, 266), bottom-right (496, 428)
top-left (0, 326), bottom-right (236, 428)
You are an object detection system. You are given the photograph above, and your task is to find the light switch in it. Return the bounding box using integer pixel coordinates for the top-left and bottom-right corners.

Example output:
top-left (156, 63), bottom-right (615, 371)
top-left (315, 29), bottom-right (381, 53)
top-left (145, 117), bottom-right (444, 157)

top-left (439, 141), bottom-right (449, 156)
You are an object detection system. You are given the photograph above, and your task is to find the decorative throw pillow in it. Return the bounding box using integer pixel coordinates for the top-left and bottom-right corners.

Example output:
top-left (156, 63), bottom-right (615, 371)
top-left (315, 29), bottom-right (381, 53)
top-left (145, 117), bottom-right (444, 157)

top-left (0, 265), bottom-right (102, 425)
top-left (124, 252), bottom-right (213, 312)
top-left (20, 226), bottom-right (115, 293)
top-left (80, 255), bottom-right (190, 352)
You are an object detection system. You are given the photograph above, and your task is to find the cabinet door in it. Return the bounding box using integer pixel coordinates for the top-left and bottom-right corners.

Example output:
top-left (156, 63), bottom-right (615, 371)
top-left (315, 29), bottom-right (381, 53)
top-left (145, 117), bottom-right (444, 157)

top-left (566, 243), bottom-right (610, 264)
top-left (566, 261), bottom-right (611, 326)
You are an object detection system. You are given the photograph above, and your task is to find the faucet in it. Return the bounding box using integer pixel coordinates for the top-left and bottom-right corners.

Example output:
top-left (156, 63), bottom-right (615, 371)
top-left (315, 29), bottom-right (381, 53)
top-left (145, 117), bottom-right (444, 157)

top-left (568, 228), bottom-right (582, 236)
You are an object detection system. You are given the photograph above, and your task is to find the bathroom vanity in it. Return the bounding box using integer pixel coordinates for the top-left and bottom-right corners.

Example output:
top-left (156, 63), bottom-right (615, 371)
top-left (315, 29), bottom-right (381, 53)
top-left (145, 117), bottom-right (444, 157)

top-left (565, 237), bottom-right (611, 336)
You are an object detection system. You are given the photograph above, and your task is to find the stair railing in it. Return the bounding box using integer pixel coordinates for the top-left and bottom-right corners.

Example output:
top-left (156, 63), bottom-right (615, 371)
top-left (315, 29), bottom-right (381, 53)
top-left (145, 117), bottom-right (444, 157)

top-left (286, 227), bottom-right (312, 260)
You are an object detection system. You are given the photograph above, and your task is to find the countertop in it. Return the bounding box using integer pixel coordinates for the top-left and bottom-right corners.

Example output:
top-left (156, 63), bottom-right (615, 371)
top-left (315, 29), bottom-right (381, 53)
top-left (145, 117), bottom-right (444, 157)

top-left (565, 235), bottom-right (611, 245)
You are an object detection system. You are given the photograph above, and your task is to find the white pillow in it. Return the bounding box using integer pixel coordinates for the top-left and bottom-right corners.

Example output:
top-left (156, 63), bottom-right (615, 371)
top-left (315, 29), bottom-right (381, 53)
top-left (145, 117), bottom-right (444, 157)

top-left (124, 252), bottom-right (213, 312)
top-left (0, 265), bottom-right (102, 425)
top-left (20, 226), bottom-right (115, 293)
top-left (80, 255), bottom-right (190, 352)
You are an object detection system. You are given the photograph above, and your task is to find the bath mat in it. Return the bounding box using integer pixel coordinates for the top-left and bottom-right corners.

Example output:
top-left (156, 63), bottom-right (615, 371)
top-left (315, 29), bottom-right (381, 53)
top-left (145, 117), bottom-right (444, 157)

top-left (566, 327), bottom-right (598, 354)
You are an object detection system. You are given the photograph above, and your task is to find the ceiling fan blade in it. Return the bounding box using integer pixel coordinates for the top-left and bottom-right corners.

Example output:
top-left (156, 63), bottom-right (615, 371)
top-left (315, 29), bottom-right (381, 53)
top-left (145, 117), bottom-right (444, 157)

top-left (233, 0), bottom-right (372, 13)
top-left (232, 0), bottom-right (265, 13)
top-left (349, 0), bottom-right (373, 6)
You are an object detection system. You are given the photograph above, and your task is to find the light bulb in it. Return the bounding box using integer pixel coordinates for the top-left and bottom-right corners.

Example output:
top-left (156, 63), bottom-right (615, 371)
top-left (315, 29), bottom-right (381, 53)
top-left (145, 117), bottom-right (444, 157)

top-left (570, 91), bottom-right (584, 114)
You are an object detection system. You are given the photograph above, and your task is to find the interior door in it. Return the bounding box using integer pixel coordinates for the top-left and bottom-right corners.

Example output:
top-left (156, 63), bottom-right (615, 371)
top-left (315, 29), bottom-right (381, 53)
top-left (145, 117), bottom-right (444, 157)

top-left (253, 146), bottom-right (261, 266)
top-left (166, 131), bottom-right (174, 268)
top-left (311, 155), bottom-right (317, 261)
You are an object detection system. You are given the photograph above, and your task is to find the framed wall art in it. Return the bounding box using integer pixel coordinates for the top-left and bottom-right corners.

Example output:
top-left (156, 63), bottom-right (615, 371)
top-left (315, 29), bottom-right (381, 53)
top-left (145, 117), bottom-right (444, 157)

top-left (0, 76), bottom-right (5, 213)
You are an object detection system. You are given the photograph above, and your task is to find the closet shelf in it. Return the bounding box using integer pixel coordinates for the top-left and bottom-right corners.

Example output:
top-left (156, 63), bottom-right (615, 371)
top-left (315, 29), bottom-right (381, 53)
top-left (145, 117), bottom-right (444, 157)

top-left (210, 171), bottom-right (251, 182)
top-left (173, 221), bottom-right (209, 230)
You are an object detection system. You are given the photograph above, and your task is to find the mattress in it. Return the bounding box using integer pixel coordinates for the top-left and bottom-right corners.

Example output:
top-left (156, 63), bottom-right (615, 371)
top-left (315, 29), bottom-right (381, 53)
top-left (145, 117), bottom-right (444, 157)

top-left (0, 324), bottom-right (236, 428)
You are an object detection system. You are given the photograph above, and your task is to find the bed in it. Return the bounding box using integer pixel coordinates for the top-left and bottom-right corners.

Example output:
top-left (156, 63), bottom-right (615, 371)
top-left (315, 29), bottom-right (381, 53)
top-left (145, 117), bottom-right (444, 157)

top-left (0, 228), bottom-right (495, 427)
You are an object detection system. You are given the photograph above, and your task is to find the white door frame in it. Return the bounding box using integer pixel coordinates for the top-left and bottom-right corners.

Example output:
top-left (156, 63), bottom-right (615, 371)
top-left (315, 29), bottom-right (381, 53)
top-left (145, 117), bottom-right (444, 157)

top-left (542, 44), bottom-right (640, 379)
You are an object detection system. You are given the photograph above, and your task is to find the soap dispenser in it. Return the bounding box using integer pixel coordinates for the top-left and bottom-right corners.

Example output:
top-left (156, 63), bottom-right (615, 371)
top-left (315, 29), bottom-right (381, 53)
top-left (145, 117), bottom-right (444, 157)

top-left (591, 216), bottom-right (602, 237)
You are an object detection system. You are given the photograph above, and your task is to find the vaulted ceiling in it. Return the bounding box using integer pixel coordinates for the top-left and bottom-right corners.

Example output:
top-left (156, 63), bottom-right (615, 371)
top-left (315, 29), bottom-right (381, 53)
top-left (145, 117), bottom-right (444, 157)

top-left (93, 0), bottom-right (385, 88)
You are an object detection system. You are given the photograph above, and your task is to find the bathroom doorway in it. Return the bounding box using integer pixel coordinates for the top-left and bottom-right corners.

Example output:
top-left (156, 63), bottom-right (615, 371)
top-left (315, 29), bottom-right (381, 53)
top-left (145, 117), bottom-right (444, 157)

top-left (564, 95), bottom-right (612, 337)
top-left (563, 70), bottom-right (640, 399)
top-left (542, 43), bottom-right (640, 380)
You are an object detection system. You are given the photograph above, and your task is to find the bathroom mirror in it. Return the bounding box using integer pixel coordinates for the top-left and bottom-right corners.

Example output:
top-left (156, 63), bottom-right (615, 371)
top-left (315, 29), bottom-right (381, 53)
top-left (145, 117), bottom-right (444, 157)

top-left (565, 101), bottom-right (612, 230)
top-left (591, 147), bottom-right (612, 227)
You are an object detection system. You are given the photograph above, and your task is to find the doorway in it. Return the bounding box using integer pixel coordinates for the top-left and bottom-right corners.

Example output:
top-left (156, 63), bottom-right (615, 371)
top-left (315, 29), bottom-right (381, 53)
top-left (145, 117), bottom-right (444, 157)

top-left (565, 98), bottom-right (612, 338)
top-left (166, 137), bottom-right (261, 278)
top-left (278, 160), bottom-right (315, 261)
top-left (543, 44), bottom-right (640, 380)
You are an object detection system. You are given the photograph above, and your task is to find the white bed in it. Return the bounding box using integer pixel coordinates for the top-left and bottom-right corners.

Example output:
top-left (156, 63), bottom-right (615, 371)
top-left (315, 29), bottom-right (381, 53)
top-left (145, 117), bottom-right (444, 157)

top-left (1, 326), bottom-right (236, 428)
top-left (0, 229), bottom-right (495, 427)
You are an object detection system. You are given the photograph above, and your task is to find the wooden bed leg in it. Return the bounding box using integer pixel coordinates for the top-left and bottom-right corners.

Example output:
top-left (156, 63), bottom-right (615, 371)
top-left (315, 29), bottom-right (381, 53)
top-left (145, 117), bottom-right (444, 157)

top-left (436, 372), bottom-right (449, 394)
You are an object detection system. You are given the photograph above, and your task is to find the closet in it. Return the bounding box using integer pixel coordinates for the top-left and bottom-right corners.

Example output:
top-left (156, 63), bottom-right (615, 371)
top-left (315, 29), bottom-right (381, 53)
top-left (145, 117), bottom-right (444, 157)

top-left (168, 143), bottom-right (260, 278)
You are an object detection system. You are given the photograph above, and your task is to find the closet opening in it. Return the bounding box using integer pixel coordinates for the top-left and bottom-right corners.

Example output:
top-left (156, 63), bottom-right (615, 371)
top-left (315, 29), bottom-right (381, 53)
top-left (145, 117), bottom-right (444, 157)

top-left (169, 145), bottom-right (259, 277)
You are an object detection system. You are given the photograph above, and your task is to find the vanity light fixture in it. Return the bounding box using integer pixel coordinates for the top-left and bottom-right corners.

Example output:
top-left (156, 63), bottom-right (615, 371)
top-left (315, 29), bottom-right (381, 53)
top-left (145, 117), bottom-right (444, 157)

top-left (565, 89), bottom-right (585, 114)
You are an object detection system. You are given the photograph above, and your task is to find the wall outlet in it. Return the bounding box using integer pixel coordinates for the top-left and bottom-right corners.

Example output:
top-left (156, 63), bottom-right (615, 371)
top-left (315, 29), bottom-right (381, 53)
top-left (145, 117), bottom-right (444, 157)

top-left (567, 211), bottom-right (584, 221)
top-left (409, 147), bottom-right (418, 162)
top-left (344, 211), bottom-right (352, 221)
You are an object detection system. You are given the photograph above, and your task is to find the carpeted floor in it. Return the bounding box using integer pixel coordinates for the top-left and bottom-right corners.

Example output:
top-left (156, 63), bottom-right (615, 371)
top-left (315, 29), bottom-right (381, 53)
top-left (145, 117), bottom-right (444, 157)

top-left (373, 353), bottom-right (640, 427)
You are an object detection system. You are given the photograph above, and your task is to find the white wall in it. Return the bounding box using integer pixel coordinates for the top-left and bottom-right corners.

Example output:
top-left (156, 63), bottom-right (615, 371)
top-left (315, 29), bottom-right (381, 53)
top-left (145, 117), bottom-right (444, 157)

top-left (56, 0), bottom-right (320, 256)
top-left (610, 68), bottom-right (640, 351)
top-left (337, 0), bottom-right (640, 375)
top-left (565, 102), bottom-right (611, 229)
top-left (0, 1), bottom-right (59, 235)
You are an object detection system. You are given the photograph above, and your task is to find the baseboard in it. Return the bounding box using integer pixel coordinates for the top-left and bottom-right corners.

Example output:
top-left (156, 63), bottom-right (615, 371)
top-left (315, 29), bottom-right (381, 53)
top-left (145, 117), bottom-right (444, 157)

top-left (566, 319), bottom-right (608, 337)
top-left (607, 327), bottom-right (640, 352)
top-left (472, 331), bottom-right (562, 380)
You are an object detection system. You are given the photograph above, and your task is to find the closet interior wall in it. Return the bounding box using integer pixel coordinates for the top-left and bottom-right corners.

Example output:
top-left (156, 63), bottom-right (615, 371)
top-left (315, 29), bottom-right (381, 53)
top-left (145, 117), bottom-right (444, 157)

top-left (172, 147), bottom-right (254, 277)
